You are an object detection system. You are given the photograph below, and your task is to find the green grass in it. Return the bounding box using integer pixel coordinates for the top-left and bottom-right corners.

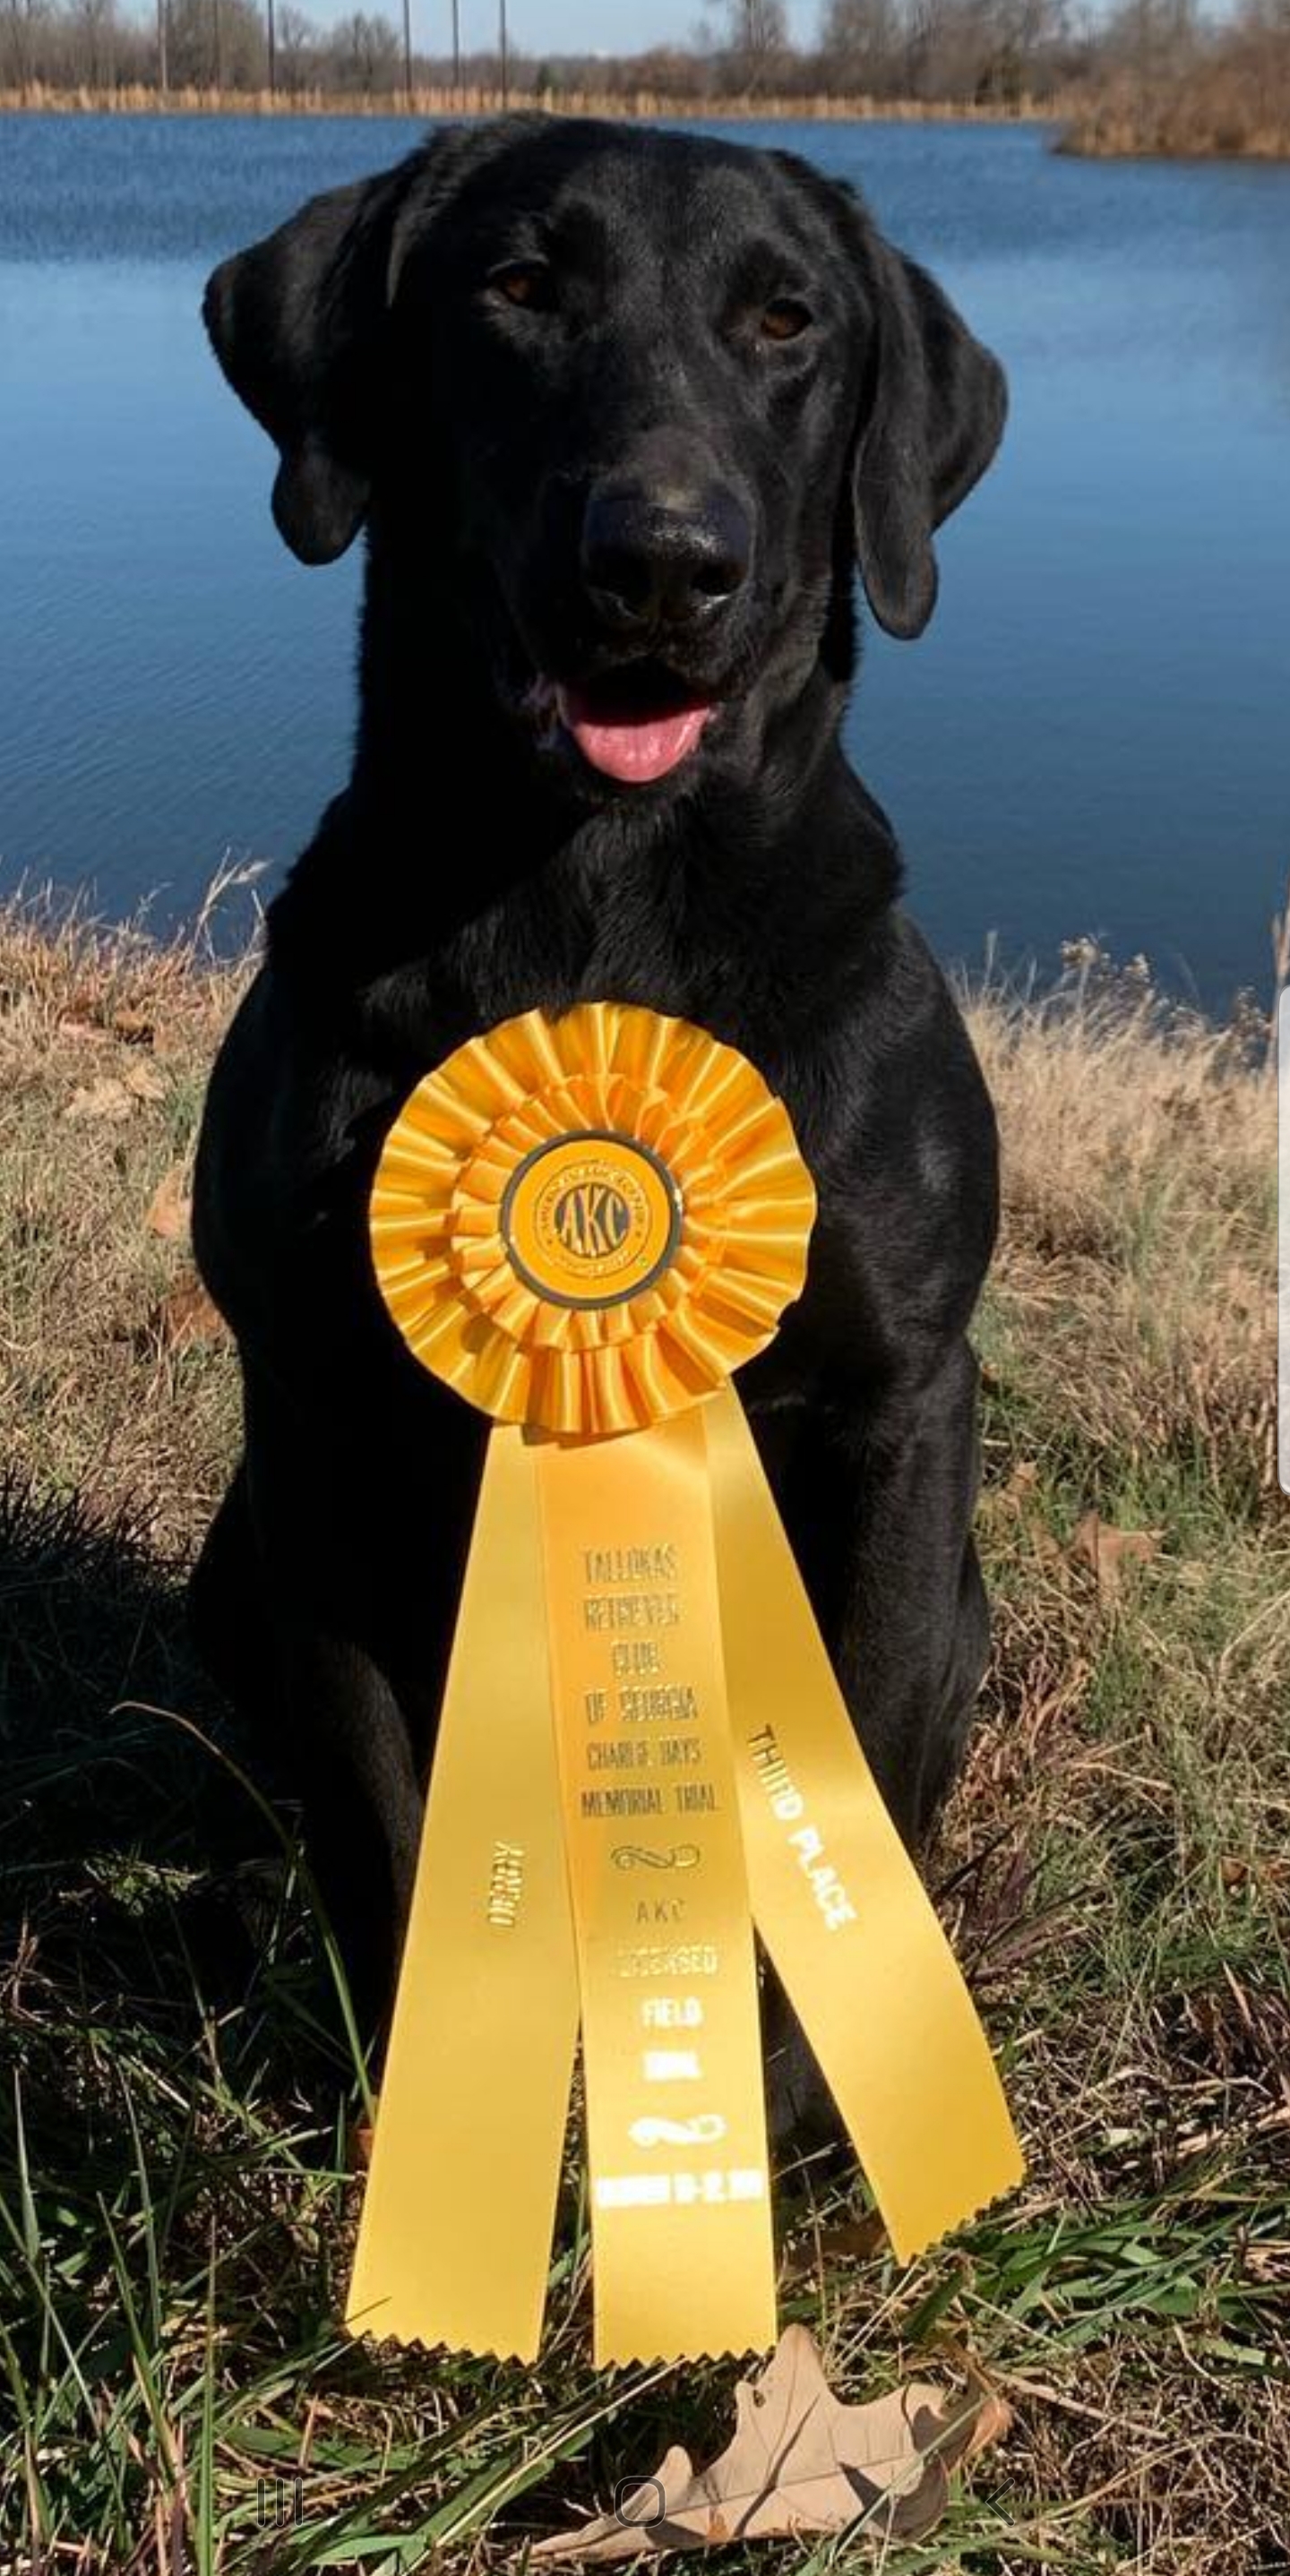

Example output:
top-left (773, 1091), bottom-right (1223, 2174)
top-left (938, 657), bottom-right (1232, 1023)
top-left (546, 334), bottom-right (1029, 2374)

top-left (1, 900), bottom-right (1287, 2572)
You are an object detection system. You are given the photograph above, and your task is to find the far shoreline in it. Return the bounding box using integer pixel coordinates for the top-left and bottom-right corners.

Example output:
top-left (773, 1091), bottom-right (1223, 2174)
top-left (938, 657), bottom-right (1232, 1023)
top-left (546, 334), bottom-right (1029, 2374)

top-left (0, 82), bottom-right (1045, 125)
top-left (4, 86), bottom-right (1289, 159)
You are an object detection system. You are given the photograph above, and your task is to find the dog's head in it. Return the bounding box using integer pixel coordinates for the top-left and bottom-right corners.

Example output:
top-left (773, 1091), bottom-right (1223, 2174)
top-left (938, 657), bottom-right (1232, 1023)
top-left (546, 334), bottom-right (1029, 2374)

top-left (205, 117), bottom-right (1004, 801)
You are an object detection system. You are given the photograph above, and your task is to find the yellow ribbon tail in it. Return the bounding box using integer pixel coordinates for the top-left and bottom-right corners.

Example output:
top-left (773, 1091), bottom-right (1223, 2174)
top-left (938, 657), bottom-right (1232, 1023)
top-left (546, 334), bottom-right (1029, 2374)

top-left (345, 1425), bottom-right (580, 2362)
top-left (350, 1005), bottom-right (1026, 2364)
top-left (537, 1412), bottom-right (778, 2367)
top-left (704, 1385), bottom-right (1026, 2263)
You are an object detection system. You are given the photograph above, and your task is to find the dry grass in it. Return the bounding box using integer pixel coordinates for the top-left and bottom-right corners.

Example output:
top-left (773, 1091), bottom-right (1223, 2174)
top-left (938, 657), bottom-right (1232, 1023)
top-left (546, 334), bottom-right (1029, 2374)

top-left (0, 889), bottom-right (251, 1550)
top-left (11, 66), bottom-right (1289, 159)
top-left (0, 79), bottom-right (1042, 123)
top-left (2, 892), bottom-right (1287, 2573)
top-left (1059, 33), bottom-right (1290, 160)
top-left (965, 941), bottom-right (1278, 1504)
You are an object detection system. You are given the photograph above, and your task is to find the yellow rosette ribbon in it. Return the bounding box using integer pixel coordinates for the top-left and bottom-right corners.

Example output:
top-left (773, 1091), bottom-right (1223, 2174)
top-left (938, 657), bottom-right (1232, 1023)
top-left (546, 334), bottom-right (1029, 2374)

top-left (345, 1002), bottom-right (1023, 2368)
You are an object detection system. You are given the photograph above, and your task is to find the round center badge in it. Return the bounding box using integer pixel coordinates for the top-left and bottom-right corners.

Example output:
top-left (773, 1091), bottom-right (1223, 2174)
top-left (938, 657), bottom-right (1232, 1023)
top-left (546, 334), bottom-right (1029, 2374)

top-left (368, 1002), bottom-right (817, 1436)
top-left (499, 1130), bottom-right (683, 1310)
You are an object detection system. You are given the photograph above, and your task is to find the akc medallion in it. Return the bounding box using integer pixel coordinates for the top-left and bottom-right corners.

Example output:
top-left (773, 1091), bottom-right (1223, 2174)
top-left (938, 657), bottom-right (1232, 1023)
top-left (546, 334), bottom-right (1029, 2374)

top-left (499, 1131), bottom-right (682, 1308)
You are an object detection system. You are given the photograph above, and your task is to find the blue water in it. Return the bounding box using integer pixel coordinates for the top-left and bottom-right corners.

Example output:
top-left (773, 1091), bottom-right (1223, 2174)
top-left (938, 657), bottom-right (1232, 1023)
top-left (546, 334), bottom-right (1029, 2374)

top-left (2, 111), bottom-right (1288, 1004)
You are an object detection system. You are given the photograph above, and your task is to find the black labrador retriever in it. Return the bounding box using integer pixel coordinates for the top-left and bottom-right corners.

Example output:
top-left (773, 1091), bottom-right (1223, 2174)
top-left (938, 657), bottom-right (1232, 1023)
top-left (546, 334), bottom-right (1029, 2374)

top-left (192, 116), bottom-right (1005, 2138)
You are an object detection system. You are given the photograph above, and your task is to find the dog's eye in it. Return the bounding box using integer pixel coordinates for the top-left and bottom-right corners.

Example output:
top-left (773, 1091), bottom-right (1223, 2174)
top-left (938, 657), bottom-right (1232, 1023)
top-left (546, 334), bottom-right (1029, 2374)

top-left (760, 298), bottom-right (813, 344)
top-left (488, 261), bottom-right (555, 313)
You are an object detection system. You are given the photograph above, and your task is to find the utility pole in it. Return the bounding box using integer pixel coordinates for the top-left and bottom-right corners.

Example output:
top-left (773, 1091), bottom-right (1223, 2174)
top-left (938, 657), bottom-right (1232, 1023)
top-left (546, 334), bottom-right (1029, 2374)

top-left (266, 0), bottom-right (276, 94)
top-left (452, 0), bottom-right (460, 95)
top-left (157, 0), bottom-right (168, 91)
top-left (499, 0), bottom-right (509, 104)
top-left (402, 0), bottom-right (413, 99)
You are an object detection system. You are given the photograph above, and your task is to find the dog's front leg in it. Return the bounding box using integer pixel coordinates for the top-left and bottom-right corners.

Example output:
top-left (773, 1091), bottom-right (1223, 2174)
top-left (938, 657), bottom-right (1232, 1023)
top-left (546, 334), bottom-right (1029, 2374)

top-left (220, 1359), bottom-right (443, 2048)
top-left (271, 1619), bottom-right (426, 2041)
top-left (192, 1453), bottom-right (425, 2043)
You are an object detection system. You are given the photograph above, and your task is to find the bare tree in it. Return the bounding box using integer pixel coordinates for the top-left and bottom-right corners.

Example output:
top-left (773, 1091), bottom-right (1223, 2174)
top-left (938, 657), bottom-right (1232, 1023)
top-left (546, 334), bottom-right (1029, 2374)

top-left (3, 0), bottom-right (51, 86)
top-left (64, 0), bottom-right (118, 83)
top-left (818, 0), bottom-right (902, 93)
top-left (0, 0), bottom-right (1266, 104)
top-left (701, 0), bottom-right (788, 90)
top-left (1102, 0), bottom-right (1199, 73)
top-left (274, 0), bottom-right (314, 88)
top-left (328, 6), bottom-right (400, 89)
top-left (166, 0), bottom-right (262, 85)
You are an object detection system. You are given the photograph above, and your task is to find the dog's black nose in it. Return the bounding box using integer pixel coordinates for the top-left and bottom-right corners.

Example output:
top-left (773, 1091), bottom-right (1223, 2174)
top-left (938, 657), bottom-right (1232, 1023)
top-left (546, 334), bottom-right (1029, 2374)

top-left (581, 485), bottom-right (752, 633)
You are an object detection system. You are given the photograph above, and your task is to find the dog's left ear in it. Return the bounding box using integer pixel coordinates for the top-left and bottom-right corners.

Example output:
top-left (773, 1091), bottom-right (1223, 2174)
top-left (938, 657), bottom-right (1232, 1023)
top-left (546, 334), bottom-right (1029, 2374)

top-left (851, 236), bottom-right (1007, 642)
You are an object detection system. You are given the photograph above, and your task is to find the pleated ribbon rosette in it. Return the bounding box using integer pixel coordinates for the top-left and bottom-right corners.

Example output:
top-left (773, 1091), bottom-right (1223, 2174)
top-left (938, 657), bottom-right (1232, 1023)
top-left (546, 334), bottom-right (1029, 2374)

top-left (345, 1002), bottom-right (1023, 2367)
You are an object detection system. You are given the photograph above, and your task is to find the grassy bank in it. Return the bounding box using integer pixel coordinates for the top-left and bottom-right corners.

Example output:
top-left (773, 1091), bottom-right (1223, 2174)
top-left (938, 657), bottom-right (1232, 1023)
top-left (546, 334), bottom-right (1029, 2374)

top-left (1, 897), bottom-right (1287, 2572)
top-left (1059, 85), bottom-right (1290, 159)
top-left (0, 81), bottom-right (1041, 121)
top-left (1058, 29), bottom-right (1290, 160)
top-left (7, 75), bottom-right (1288, 158)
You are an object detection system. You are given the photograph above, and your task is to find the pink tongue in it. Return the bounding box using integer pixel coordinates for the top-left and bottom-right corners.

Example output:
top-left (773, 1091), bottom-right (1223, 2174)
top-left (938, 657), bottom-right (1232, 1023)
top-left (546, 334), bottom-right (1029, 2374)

top-left (558, 688), bottom-right (712, 784)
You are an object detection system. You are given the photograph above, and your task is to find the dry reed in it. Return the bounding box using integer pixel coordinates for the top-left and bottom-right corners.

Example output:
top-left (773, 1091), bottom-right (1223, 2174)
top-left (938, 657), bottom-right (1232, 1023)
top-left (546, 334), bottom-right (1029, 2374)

top-left (0, 78), bottom-right (1043, 122)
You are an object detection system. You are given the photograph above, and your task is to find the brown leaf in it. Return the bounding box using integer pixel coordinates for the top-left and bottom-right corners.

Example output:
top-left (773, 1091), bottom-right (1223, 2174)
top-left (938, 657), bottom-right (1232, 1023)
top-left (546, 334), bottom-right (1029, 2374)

top-left (814, 2212), bottom-right (889, 2264)
top-left (956, 2391), bottom-right (1013, 2465)
top-left (150, 1275), bottom-right (225, 1352)
top-left (1069, 1510), bottom-right (1161, 1602)
top-left (780, 2210), bottom-right (888, 2287)
top-left (532, 2324), bottom-right (1006, 2561)
top-left (64, 1058), bottom-right (166, 1121)
top-left (111, 1003), bottom-right (157, 1045)
top-left (931, 2337), bottom-right (1013, 2463)
top-left (124, 1057), bottom-right (166, 1103)
top-left (146, 1165), bottom-right (193, 1241)
top-left (64, 1076), bottom-right (138, 1122)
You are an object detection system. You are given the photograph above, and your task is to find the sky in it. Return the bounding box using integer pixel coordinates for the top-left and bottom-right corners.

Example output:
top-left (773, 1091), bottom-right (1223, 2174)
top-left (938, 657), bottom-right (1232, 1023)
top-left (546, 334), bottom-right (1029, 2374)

top-left (308, 0), bottom-right (821, 64)
top-left (247, 0), bottom-right (1220, 81)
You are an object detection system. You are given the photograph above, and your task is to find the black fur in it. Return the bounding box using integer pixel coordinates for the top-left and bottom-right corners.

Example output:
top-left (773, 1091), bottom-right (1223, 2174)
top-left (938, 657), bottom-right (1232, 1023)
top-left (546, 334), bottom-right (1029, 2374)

top-left (192, 117), bottom-right (1005, 2139)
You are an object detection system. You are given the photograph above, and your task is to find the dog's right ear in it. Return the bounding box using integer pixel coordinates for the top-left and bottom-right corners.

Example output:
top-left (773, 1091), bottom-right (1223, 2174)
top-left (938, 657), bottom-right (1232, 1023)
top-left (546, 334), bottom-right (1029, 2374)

top-left (203, 153), bottom-right (418, 565)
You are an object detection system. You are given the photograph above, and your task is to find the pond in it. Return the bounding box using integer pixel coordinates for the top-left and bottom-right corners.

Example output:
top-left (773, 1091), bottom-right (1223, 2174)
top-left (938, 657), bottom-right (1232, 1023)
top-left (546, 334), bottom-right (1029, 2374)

top-left (2, 109), bottom-right (1288, 1006)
